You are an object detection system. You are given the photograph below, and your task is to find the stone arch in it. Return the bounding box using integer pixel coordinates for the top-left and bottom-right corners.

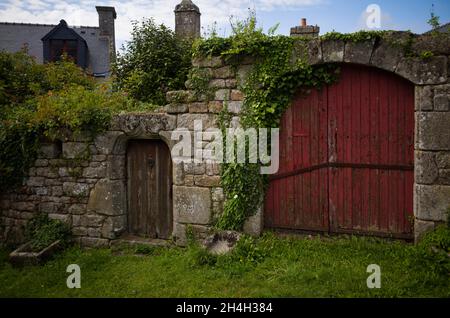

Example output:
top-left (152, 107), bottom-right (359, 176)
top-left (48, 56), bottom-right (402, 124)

top-left (288, 36), bottom-right (449, 240)
top-left (292, 35), bottom-right (447, 86)
top-left (87, 113), bottom-right (178, 240)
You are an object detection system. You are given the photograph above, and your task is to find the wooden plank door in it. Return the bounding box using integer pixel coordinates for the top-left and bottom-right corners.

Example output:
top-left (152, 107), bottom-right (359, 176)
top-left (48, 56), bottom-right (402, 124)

top-left (327, 65), bottom-right (414, 238)
top-left (265, 88), bottom-right (329, 231)
top-left (127, 140), bottom-right (173, 239)
top-left (265, 64), bottom-right (414, 239)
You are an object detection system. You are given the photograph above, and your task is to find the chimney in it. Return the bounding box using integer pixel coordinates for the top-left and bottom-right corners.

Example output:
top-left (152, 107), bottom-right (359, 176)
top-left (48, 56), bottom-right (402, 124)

top-left (96, 6), bottom-right (116, 37)
top-left (290, 18), bottom-right (320, 38)
top-left (174, 0), bottom-right (201, 39)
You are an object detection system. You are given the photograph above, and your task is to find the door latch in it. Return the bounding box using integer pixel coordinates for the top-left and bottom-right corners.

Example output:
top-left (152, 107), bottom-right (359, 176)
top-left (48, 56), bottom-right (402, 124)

top-left (148, 157), bottom-right (155, 168)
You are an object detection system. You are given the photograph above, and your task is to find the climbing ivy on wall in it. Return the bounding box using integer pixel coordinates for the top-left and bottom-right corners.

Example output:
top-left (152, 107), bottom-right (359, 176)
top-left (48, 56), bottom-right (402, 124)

top-left (193, 17), bottom-right (340, 231)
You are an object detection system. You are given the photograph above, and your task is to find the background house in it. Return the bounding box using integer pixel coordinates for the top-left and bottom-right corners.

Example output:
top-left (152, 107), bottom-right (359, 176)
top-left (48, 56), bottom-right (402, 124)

top-left (0, 6), bottom-right (116, 78)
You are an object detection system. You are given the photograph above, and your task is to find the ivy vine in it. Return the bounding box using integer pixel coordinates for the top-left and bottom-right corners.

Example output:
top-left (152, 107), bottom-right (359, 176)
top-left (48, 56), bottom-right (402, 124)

top-left (194, 18), bottom-right (339, 231)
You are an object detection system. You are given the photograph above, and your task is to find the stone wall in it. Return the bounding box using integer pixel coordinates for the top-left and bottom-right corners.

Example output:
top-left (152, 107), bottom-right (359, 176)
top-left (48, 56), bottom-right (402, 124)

top-left (0, 56), bottom-right (252, 247)
top-left (1, 31), bottom-right (449, 246)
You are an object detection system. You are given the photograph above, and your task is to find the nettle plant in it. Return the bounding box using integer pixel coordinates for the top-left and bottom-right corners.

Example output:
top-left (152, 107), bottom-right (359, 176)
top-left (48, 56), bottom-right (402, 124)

top-left (193, 16), bottom-right (339, 231)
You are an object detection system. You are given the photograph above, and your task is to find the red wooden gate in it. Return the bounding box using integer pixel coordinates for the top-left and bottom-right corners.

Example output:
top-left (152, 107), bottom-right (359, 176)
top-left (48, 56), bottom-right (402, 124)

top-left (265, 64), bottom-right (414, 238)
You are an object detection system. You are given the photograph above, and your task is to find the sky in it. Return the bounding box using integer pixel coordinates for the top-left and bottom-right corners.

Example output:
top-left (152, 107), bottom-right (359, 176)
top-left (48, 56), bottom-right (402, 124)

top-left (0, 0), bottom-right (449, 50)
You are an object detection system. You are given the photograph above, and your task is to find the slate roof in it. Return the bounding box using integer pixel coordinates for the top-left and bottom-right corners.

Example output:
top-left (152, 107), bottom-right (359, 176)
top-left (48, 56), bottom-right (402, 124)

top-left (0, 21), bottom-right (112, 77)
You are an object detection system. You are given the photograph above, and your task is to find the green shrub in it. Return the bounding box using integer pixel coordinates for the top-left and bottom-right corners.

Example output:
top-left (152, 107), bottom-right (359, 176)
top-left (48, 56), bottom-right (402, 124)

top-left (0, 50), bottom-right (94, 115)
top-left (24, 213), bottom-right (71, 252)
top-left (230, 235), bottom-right (268, 264)
top-left (408, 225), bottom-right (450, 285)
top-left (113, 19), bottom-right (192, 105)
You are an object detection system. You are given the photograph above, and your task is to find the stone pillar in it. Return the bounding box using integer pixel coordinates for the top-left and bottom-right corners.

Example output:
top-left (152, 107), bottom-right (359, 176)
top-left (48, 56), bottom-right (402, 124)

top-left (174, 0), bottom-right (201, 39)
top-left (414, 84), bottom-right (450, 241)
top-left (290, 18), bottom-right (320, 38)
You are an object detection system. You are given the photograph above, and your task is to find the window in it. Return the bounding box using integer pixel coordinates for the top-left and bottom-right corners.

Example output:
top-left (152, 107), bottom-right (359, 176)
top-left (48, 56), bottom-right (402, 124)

top-left (49, 39), bottom-right (78, 63)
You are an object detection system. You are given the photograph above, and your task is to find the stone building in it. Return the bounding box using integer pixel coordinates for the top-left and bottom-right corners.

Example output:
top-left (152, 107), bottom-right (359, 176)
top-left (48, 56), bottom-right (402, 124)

top-left (0, 6), bottom-right (116, 78)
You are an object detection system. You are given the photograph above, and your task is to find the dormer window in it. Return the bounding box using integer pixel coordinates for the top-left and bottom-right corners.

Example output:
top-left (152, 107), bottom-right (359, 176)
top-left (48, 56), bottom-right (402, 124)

top-left (49, 39), bottom-right (78, 63)
top-left (42, 20), bottom-right (88, 69)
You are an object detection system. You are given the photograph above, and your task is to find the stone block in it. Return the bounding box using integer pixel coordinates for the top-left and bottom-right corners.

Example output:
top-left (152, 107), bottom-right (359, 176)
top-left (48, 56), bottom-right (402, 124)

top-left (80, 237), bottom-right (109, 248)
top-left (415, 151), bottom-right (438, 185)
top-left (291, 39), bottom-right (322, 66)
top-left (177, 113), bottom-right (217, 130)
top-left (26, 177), bottom-right (45, 187)
top-left (39, 202), bottom-right (63, 214)
top-left (87, 179), bottom-right (126, 216)
top-left (415, 184), bottom-right (450, 222)
top-left (434, 94), bottom-right (449, 112)
top-left (416, 112), bottom-right (450, 150)
top-left (73, 214), bottom-right (104, 228)
top-left (321, 40), bottom-right (345, 63)
top-left (34, 159), bottom-right (48, 167)
top-left (184, 162), bottom-right (205, 175)
top-left (39, 142), bottom-right (62, 159)
top-left (213, 66), bottom-right (234, 79)
top-left (227, 101), bottom-right (243, 114)
top-left (173, 186), bottom-right (211, 224)
top-left (83, 162), bottom-right (107, 179)
top-left (208, 101), bottom-right (223, 113)
top-left (192, 56), bottom-right (223, 68)
top-left (215, 89), bottom-right (230, 101)
top-left (164, 103), bottom-right (189, 114)
top-left (370, 32), bottom-right (411, 72)
top-left (68, 204), bottom-right (86, 215)
top-left (231, 90), bottom-right (244, 101)
top-left (188, 102), bottom-right (208, 113)
top-left (63, 182), bottom-right (90, 197)
top-left (206, 162), bottom-right (221, 176)
top-left (107, 155), bottom-right (126, 180)
top-left (173, 162), bottom-right (185, 186)
top-left (209, 79), bottom-right (226, 89)
top-left (415, 86), bottom-right (433, 111)
top-left (72, 227), bottom-right (88, 236)
top-left (211, 187), bottom-right (224, 202)
top-left (243, 207), bottom-right (263, 236)
top-left (438, 169), bottom-right (450, 185)
top-left (436, 152), bottom-right (450, 168)
top-left (344, 39), bottom-right (375, 64)
top-left (396, 56), bottom-right (447, 85)
top-left (225, 79), bottom-right (237, 88)
top-left (194, 175), bottom-right (220, 187)
top-left (62, 142), bottom-right (88, 159)
top-left (94, 131), bottom-right (123, 155)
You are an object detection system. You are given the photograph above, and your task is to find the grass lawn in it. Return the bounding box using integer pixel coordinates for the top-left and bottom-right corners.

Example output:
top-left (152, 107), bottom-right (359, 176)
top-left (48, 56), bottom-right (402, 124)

top-left (0, 233), bottom-right (448, 298)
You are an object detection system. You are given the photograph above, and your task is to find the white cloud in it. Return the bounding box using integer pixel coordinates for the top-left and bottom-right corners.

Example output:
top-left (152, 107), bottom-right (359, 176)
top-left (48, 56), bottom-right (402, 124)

top-left (0, 0), bottom-right (324, 47)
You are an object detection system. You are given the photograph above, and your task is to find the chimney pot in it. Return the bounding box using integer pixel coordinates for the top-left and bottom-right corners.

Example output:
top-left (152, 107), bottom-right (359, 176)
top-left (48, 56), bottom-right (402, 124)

top-left (301, 18), bottom-right (307, 27)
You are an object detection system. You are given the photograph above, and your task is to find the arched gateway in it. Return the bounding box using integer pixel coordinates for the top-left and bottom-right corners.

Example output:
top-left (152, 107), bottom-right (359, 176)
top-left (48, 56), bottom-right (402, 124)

top-left (265, 64), bottom-right (415, 239)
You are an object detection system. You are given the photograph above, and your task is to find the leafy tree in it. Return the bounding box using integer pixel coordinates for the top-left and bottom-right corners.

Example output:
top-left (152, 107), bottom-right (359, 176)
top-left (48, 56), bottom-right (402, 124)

top-left (113, 19), bottom-right (192, 105)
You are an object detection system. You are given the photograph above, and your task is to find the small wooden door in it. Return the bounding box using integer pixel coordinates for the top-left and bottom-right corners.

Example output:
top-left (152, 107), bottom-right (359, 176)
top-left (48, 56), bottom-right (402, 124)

top-left (127, 140), bottom-right (173, 239)
top-left (265, 64), bottom-right (415, 239)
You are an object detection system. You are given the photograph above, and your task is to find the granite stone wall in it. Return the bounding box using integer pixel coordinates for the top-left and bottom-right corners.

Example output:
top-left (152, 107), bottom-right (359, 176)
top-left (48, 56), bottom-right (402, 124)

top-left (1, 31), bottom-right (449, 246)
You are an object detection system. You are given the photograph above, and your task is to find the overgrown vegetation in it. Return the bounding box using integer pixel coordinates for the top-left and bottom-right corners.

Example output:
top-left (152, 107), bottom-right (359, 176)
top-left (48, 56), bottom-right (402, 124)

top-left (113, 19), bottom-right (192, 105)
top-left (24, 213), bottom-right (71, 252)
top-left (0, 51), bottom-right (154, 193)
top-left (193, 14), bottom-right (339, 230)
top-left (0, 232), bottom-right (448, 297)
